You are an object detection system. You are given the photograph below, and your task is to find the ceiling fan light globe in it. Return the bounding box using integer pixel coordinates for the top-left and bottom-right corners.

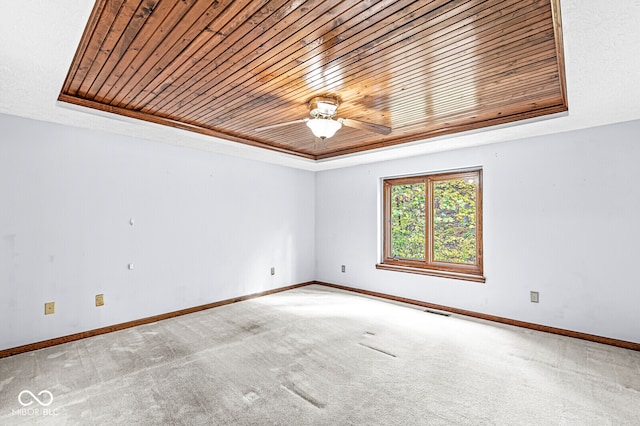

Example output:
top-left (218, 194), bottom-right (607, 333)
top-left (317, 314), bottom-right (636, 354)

top-left (306, 118), bottom-right (342, 139)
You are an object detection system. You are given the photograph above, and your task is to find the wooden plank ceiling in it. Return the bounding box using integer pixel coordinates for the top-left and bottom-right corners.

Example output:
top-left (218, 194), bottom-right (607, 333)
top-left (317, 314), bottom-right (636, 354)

top-left (60, 0), bottom-right (567, 160)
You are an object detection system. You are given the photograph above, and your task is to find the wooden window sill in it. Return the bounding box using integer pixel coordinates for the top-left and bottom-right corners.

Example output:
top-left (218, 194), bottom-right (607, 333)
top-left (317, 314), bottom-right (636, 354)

top-left (376, 263), bottom-right (486, 283)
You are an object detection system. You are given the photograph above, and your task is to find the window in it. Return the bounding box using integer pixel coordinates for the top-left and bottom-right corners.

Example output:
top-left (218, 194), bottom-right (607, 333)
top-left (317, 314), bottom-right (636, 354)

top-left (377, 168), bottom-right (484, 282)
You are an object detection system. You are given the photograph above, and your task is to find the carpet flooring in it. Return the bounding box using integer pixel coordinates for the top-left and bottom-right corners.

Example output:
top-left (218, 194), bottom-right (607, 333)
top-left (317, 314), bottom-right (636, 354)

top-left (1, 284), bottom-right (639, 425)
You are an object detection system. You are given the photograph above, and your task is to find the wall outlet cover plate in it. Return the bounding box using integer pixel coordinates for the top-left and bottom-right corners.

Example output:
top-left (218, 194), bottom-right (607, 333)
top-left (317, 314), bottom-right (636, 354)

top-left (530, 291), bottom-right (539, 303)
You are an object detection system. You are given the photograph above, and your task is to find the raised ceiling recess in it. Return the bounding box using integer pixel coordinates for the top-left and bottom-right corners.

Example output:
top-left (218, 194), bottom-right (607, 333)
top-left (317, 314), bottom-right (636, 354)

top-left (60, 0), bottom-right (567, 160)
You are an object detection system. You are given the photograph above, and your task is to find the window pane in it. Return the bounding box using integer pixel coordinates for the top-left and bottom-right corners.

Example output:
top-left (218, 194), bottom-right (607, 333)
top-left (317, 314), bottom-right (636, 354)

top-left (433, 177), bottom-right (477, 264)
top-left (391, 183), bottom-right (425, 260)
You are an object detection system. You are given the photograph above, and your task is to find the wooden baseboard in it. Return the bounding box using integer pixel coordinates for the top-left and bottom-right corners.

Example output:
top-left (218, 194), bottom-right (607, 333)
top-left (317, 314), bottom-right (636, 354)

top-left (313, 281), bottom-right (640, 352)
top-left (0, 282), bottom-right (312, 358)
top-left (3, 280), bottom-right (637, 358)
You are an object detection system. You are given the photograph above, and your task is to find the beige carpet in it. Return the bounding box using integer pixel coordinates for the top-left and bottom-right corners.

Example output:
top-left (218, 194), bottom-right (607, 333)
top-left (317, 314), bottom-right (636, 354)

top-left (1, 284), bottom-right (639, 425)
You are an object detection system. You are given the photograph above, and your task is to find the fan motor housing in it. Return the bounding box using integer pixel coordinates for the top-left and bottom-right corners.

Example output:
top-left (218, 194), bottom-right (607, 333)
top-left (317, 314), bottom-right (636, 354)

top-left (308, 96), bottom-right (340, 118)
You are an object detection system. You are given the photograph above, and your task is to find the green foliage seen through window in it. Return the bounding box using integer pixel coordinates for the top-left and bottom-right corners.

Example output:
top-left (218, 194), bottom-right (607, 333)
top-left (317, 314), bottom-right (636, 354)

top-left (389, 177), bottom-right (477, 264)
top-left (391, 183), bottom-right (425, 260)
top-left (433, 179), bottom-right (476, 264)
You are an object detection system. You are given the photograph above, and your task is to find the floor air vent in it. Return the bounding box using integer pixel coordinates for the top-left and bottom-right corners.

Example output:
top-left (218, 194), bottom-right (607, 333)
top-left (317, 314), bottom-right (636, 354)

top-left (424, 309), bottom-right (451, 317)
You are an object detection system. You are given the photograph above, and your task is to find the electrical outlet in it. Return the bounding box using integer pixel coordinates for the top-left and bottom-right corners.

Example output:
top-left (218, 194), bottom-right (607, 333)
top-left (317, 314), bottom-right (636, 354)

top-left (530, 291), bottom-right (539, 303)
top-left (95, 294), bottom-right (104, 307)
top-left (341, 265), bottom-right (346, 273)
top-left (128, 263), bottom-right (134, 270)
top-left (44, 302), bottom-right (55, 315)
top-left (270, 267), bottom-right (275, 276)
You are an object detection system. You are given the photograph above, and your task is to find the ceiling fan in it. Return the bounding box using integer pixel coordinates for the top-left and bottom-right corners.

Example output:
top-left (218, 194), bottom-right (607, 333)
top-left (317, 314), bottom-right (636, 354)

top-left (254, 96), bottom-right (392, 140)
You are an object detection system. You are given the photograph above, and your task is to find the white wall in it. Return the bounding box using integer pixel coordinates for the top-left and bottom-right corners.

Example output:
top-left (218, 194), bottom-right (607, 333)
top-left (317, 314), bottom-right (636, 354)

top-left (3, 113), bottom-right (639, 351)
top-left (315, 120), bottom-right (640, 343)
top-left (0, 114), bottom-right (315, 350)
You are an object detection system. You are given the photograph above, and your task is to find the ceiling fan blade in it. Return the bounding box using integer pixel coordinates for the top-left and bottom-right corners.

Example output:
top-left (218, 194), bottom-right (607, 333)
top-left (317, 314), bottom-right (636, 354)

top-left (340, 118), bottom-right (391, 135)
top-left (254, 118), bottom-right (308, 132)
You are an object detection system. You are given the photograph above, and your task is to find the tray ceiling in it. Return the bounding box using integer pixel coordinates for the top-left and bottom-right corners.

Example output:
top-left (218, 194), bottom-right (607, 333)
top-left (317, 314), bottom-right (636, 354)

top-left (59, 0), bottom-right (567, 160)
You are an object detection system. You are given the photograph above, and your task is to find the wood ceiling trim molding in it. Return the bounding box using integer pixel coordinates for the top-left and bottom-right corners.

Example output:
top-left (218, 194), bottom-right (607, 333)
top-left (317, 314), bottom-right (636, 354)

top-left (315, 103), bottom-right (568, 160)
top-left (551, 0), bottom-right (569, 109)
top-left (57, 93), bottom-right (317, 159)
top-left (60, 0), bottom-right (568, 160)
